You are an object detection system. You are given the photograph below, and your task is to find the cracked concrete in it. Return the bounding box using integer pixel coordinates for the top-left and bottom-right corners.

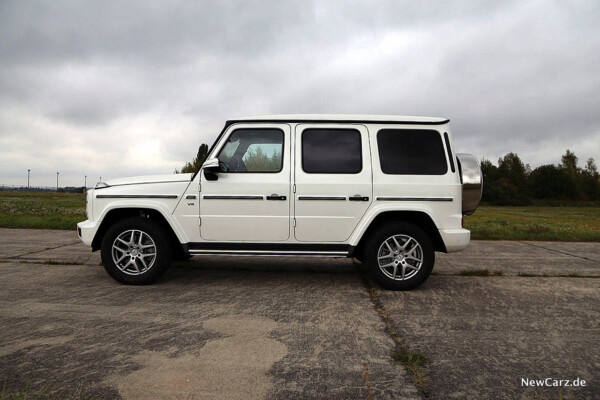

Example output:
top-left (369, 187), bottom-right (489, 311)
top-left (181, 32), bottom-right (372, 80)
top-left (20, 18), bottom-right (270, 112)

top-left (378, 276), bottom-right (600, 400)
top-left (113, 315), bottom-right (288, 400)
top-left (0, 229), bottom-right (419, 400)
top-left (1, 228), bottom-right (599, 399)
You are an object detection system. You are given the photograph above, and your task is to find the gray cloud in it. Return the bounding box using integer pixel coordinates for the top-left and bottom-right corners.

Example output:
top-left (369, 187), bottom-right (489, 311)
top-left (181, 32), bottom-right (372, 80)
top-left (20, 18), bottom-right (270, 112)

top-left (0, 0), bottom-right (599, 187)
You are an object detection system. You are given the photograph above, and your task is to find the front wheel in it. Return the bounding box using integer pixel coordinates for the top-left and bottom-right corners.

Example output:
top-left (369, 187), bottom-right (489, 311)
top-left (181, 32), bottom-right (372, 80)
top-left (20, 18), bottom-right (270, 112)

top-left (364, 222), bottom-right (434, 290)
top-left (100, 217), bottom-right (173, 285)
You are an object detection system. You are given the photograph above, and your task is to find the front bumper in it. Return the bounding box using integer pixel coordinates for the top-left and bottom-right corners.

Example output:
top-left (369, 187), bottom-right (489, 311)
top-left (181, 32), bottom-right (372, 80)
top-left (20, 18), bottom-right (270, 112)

top-left (439, 228), bottom-right (471, 253)
top-left (77, 220), bottom-right (100, 246)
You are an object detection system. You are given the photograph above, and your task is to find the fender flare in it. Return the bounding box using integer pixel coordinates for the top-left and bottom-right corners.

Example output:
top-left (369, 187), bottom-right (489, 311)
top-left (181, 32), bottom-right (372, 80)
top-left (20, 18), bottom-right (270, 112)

top-left (348, 204), bottom-right (444, 248)
top-left (92, 201), bottom-right (188, 249)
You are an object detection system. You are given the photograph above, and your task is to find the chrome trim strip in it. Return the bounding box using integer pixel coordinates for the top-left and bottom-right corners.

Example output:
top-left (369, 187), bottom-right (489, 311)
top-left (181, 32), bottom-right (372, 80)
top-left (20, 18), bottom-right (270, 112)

top-left (95, 194), bottom-right (178, 199)
top-left (203, 195), bottom-right (264, 200)
top-left (298, 196), bottom-right (346, 201)
top-left (189, 249), bottom-right (349, 257)
top-left (376, 197), bottom-right (453, 202)
top-left (96, 180), bottom-right (189, 189)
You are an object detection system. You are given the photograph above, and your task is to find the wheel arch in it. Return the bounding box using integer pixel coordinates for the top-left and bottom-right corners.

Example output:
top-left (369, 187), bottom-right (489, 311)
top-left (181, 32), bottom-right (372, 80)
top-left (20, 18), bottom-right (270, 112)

top-left (352, 210), bottom-right (446, 261)
top-left (91, 207), bottom-right (185, 253)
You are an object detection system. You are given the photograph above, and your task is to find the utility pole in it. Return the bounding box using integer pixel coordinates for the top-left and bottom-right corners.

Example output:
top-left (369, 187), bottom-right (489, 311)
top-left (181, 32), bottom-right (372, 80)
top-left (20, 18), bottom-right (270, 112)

top-left (84, 175), bottom-right (87, 194)
top-left (56, 172), bottom-right (59, 191)
top-left (27, 169), bottom-right (30, 189)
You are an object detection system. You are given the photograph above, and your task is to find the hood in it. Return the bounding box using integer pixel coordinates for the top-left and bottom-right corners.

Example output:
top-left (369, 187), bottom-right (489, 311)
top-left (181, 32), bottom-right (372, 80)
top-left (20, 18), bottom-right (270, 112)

top-left (102, 174), bottom-right (192, 187)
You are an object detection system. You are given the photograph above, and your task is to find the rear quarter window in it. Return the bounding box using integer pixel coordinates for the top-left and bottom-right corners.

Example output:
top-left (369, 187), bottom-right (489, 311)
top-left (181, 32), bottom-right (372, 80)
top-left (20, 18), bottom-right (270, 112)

top-left (377, 129), bottom-right (448, 175)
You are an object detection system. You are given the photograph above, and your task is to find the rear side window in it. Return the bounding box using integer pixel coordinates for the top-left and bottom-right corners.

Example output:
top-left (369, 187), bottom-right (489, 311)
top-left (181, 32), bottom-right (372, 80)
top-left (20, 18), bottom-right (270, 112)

top-left (302, 129), bottom-right (362, 173)
top-left (377, 129), bottom-right (448, 175)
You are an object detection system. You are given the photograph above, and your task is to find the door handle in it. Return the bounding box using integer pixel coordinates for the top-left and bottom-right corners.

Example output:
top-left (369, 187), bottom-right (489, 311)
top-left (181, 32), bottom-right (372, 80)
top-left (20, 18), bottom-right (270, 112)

top-left (349, 195), bottom-right (369, 201)
top-left (266, 194), bottom-right (287, 201)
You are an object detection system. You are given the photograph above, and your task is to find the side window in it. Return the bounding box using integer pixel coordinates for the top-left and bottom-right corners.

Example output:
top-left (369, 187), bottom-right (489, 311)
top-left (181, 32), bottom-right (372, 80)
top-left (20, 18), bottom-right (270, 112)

top-left (377, 129), bottom-right (448, 175)
top-left (302, 129), bottom-right (362, 174)
top-left (217, 129), bottom-right (283, 173)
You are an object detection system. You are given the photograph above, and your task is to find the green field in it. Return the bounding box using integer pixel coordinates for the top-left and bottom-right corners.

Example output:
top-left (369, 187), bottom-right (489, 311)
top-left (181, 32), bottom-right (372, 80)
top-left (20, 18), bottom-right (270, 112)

top-left (464, 206), bottom-right (600, 242)
top-left (0, 191), bottom-right (86, 230)
top-left (0, 191), bottom-right (598, 241)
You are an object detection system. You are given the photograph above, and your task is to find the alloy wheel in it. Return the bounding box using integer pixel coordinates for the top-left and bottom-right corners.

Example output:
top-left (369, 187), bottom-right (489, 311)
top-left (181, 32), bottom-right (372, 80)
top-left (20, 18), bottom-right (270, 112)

top-left (377, 234), bottom-right (424, 281)
top-left (111, 229), bottom-right (157, 275)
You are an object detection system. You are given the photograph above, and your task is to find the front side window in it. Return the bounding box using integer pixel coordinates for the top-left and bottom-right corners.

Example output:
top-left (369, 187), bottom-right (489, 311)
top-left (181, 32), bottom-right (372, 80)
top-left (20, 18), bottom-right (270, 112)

top-left (302, 129), bottom-right (362, 174)
top-left (217, 129), bottom-right (283, 173)
top-left (377, 129), bottom-right (448, 175)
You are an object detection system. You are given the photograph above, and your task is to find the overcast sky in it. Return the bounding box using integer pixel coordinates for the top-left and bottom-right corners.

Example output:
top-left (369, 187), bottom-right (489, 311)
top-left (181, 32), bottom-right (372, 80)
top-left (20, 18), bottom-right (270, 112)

top-left (1, 0), bottom-right (599, 187)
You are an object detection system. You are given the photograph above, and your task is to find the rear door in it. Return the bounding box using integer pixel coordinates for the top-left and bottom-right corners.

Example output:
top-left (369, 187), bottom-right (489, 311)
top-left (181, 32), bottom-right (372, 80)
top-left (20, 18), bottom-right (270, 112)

top-left (293, 124), bottom-right (372, 242)
top-left (200, 124), bottom-right (291, 241)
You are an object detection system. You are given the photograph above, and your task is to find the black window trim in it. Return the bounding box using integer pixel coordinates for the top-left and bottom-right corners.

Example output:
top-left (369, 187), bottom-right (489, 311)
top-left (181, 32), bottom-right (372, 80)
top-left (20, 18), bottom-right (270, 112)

top-left (444, 132), bottom-right (456, 173)
top-left (376, 128), bottom-right (448, 176)
top-left (300, 127), bottom-right (363, 175)
top-left (216, 127), bottom-right (285, 174)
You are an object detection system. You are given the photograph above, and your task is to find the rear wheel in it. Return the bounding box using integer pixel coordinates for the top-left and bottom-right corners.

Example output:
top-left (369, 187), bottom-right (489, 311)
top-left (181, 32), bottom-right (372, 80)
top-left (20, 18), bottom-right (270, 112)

top-left (364, 222), bottom-right (434, 290)
top-left (101, 217), bottom-right (172, 284)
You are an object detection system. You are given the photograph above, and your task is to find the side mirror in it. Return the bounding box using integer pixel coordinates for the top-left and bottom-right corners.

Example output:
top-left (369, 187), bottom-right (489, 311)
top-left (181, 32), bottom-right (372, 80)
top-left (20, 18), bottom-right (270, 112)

top-left (202, 158), bottom-right (220, 181)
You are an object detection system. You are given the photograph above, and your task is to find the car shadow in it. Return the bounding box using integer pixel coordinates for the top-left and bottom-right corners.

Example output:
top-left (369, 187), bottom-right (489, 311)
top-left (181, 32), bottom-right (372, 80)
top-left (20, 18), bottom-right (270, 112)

top-left (161, 256), bottom-right (362, 283)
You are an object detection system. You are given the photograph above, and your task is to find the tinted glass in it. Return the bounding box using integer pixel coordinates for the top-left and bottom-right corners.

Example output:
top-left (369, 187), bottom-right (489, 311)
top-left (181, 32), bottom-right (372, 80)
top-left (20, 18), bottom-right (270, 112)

top-left (218, 129), bottom-right (283, 173)
top-left (302, 129), bottom-right (362, 173)
top-left (377, 129), bottom-right (448, 175)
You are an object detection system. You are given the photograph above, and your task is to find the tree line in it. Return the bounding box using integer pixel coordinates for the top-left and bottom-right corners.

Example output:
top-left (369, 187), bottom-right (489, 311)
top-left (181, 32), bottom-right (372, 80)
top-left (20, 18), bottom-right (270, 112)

top-left (481, 150), bottom-right (600, 205)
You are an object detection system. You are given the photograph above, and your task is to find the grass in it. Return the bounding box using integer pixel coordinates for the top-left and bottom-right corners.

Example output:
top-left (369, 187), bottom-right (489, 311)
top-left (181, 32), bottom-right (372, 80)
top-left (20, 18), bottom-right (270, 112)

top-left (459, 269), bottom-right (504, 276)
top-left (517, 272), bottom-right (599, 278)
top-left (0, 382), bottom-right (96, 400)
top-left (0, 191), bottom-right (85, 230)
top-left (465, 205), bottom-right (600, 242)
top-left (391, 348), bottom-right (429, 393)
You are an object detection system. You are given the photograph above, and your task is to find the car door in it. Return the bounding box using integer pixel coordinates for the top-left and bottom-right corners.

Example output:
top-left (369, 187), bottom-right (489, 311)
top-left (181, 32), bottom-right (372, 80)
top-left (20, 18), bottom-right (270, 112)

top-left (293, 124), bottom-right (373, 242)
top-left (200, 124), bottom-right (291, 241)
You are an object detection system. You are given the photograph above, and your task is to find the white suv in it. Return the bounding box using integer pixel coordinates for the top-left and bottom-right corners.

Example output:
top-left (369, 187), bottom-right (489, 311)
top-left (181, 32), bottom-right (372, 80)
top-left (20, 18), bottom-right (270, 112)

top-left (77, 115), bottom-right (482, 290)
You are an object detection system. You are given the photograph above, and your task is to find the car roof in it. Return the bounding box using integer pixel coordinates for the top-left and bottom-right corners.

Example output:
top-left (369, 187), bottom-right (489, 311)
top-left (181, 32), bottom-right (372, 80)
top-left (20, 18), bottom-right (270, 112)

top-left (228, 114), bottom-right (449, 125)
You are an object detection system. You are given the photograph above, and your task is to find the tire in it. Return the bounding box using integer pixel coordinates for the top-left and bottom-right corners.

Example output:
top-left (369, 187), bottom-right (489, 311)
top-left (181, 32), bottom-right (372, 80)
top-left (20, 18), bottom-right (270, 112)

top-left (364, 222), bottom-right (434, 290)
top-left (100, 217), bottom-right (173, 285)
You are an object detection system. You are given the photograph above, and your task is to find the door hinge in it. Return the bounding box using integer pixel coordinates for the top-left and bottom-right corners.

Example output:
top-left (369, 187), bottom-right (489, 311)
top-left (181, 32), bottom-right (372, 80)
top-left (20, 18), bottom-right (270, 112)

top-left (199, 217), bottom-right (201, 226)
top-left (199, 183), bottom-right (202, 192)
top-left (293, 218), bottom-right (296, 227)
top-left (293, 184), bottom-right (296, 193)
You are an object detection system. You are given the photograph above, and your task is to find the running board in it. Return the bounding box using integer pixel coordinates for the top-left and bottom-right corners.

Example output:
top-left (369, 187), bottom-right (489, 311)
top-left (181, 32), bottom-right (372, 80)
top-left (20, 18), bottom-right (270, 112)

top-left (187, 243), bottom-right (353, 258)
top-left (189, 249), bottom-right (349, 257)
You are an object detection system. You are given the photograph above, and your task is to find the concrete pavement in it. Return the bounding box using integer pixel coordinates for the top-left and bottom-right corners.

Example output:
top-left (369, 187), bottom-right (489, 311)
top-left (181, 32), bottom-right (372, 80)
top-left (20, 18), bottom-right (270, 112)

top-left (0, 228), bottom-right (598, 399)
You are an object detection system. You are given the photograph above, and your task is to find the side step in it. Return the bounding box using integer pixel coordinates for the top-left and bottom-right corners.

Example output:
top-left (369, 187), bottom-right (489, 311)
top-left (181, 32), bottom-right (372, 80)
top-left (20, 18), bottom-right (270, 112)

top-left (187, 243), bottom-right (353, 258)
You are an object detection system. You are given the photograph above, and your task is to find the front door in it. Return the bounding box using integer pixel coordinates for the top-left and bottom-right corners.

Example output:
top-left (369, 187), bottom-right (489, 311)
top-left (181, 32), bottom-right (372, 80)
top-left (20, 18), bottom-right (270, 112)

top-left (200, 124), bottom-right (291, 241)
top-left (294, 124), bottom-right (373, 242)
